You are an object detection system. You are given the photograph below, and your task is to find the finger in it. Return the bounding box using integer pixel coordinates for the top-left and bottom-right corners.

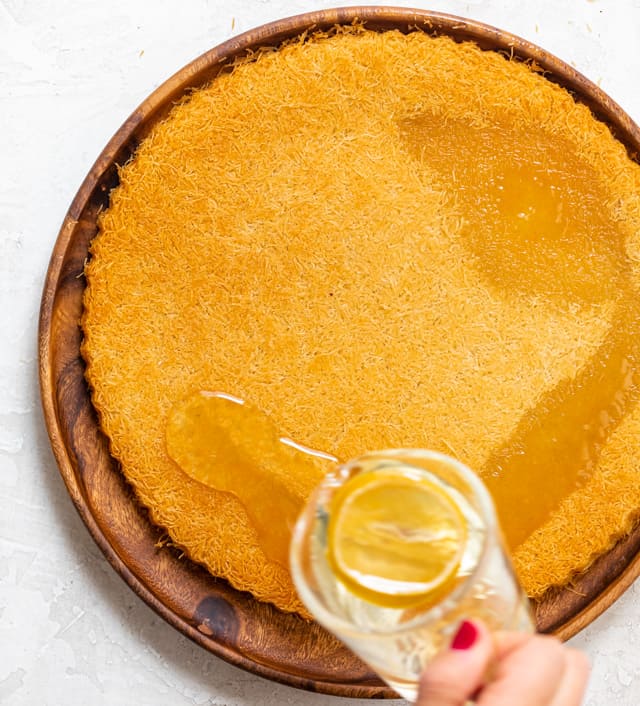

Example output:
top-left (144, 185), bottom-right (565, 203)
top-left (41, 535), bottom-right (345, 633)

top-left (549, 649), bottom-right (590, 706)
top-left (416, 620), bottom-right (493, 706)
top-left (477, 635), bottom-right (567, 706)
top-left (492, 629), bottom-right (540, 658)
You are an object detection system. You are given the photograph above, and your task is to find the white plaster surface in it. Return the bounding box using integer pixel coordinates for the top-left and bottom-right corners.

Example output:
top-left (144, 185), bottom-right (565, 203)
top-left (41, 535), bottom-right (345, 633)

top-left (1, 0), bottom-right (640, 704)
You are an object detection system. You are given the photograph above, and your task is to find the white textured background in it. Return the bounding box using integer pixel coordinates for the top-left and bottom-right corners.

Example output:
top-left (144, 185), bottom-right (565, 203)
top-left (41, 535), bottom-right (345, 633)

top-left (1, 1), bottom-right (640, 704)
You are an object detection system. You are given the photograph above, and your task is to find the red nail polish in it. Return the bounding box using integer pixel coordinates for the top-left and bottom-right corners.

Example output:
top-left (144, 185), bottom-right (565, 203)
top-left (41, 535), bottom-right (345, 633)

top-left (451, 620), bottom-right (478, 650)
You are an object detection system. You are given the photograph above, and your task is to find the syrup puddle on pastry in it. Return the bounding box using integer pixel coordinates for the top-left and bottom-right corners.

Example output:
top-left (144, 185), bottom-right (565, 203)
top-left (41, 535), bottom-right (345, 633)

top-left (165, 391), bottom-right (335, 569)
top-left (400, 113), bottom-right (640, 550)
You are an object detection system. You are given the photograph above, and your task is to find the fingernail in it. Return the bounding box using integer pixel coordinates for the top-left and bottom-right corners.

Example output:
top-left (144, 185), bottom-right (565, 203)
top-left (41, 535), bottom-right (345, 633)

top-left (451, 620), bottom-right (479, 650)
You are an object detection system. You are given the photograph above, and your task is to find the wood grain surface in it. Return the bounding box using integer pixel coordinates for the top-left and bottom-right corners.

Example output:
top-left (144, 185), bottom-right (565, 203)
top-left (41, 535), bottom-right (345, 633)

top-left (38, 6), bottom-right (640, 698)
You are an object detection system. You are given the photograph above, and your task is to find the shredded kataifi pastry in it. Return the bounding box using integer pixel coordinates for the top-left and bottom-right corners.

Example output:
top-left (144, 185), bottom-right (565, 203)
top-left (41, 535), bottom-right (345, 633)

top-left (82, 28), bottom-right (640, 613)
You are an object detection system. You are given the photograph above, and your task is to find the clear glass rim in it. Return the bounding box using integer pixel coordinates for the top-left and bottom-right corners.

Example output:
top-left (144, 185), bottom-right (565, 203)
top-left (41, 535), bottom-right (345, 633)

top-left (290, 448), bottom-right (499, 638)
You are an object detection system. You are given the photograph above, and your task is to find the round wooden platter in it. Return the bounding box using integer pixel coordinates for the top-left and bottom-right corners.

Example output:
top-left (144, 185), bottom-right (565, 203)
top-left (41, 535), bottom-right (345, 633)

top-left (39, 6), bottom-right (640, 699)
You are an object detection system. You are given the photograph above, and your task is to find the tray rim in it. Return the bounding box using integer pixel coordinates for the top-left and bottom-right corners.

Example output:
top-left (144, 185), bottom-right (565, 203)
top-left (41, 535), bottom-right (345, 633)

top-left (39, 5), bottom-right (640, 698)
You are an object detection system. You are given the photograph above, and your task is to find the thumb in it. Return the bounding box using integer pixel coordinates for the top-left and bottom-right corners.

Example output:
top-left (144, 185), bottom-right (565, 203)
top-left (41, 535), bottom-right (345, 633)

top-left (416, 620), bottom-right (493, 706)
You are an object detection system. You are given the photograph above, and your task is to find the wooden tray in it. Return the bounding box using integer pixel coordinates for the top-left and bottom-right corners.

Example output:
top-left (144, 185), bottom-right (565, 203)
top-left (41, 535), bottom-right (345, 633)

top-left (39, 6), bottom-right (640, 698)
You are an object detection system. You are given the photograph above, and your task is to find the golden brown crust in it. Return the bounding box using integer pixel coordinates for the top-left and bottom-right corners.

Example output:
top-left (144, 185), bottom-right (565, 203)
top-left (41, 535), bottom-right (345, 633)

top-left (82, 28), bottom-right (640, 612)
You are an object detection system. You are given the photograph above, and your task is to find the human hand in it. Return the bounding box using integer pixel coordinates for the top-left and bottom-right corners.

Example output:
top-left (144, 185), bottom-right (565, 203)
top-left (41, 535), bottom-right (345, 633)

top-left (416, 620), bottom-right (590, 706)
